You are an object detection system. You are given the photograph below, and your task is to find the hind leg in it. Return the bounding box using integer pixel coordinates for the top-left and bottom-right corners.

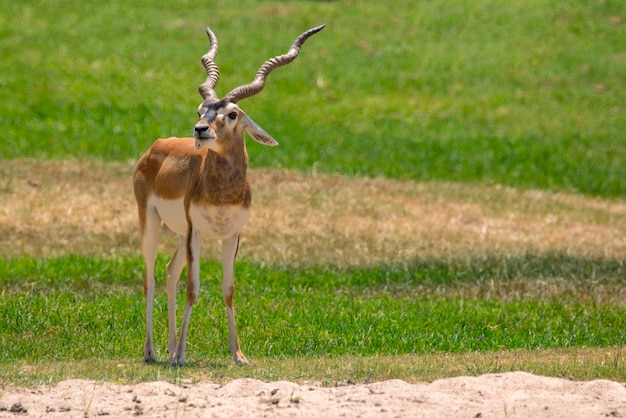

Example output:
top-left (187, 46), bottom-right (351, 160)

top-left (141, 207), bottom-right (161, 363)
top-left (166, 235), bottom-right (187, 363)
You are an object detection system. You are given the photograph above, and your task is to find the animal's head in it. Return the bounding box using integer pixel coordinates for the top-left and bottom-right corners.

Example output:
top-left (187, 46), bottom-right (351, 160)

top-left (192, 25), bottom-right (325, 152)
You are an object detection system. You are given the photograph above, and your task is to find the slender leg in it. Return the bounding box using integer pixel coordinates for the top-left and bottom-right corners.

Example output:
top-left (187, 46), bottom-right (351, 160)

top-left (166, 236), bottom-right (187, 363)
top-left (174, 227), bottom-right (200, 365)
top-left (141, 207), bottom-right (161, 363)
top-left (222, 233), bottom-right (248, 365)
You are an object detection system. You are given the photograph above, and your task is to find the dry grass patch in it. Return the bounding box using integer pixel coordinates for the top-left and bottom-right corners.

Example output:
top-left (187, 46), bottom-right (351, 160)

top-left (3, 346), bottom-right (624, 387)
top-left (0, 159), bottom-right (624, 265)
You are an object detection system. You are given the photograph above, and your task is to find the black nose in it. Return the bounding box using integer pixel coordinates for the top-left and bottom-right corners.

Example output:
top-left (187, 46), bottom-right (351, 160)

top-left (194, 125), bottom-right (209, 134)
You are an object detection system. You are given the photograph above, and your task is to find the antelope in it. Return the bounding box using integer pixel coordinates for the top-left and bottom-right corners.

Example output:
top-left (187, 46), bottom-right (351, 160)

top-left (133, 24), bottom-right (325, 365)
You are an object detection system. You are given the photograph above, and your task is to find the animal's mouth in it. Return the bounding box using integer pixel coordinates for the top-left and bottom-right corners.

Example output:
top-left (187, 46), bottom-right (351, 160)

top-left (192, 134), bottom-right (212, 147)
top-left (193, 126), bottom-right (216, 144)
top-left (194, 132), bottom-right (215, 140)
top-left (193, 121), bottom-right (216, 140)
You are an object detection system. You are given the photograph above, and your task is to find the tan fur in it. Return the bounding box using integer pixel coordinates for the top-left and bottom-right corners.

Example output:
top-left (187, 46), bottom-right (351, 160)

top-left (132, 24), bottom-right (322, 366)
top-left (133, 130), bottom-right (254, 365)
top-left (134, 137), bottom-right (250, 205)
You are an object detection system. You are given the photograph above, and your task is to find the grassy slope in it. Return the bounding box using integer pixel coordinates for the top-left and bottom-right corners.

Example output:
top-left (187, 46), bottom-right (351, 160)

top-left (1, 255), bottom-right (625, 357)
top-left (1, 0), bottom-right (624, 196)
top-left (0, 0), bottom-right (625, 385)
top-left (1, 255), bottom-right (625, 384)
top-left (0, 162), bottom-right (624, 384)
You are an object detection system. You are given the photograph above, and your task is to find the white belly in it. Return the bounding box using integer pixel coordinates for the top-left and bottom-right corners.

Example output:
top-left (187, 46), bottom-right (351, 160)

top-left (151, 196), bottom-right (187, 235)
top-left (188, 204), bottom-right (250, 239)
top-left (150, 196), bottom-right (249, 239)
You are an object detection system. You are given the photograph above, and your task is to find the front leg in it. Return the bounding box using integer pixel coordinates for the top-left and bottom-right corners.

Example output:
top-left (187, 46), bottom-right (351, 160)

top-left (166, 236), bottom-right (187, 363)
top-left (174, 228), bottom-right (201, 365)
top-left (222, 233), bottom-right (248, 365)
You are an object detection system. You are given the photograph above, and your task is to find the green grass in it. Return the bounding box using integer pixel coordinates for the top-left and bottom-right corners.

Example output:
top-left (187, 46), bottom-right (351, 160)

top-left (1, 255), bottom-right (624, 368)
top-left (1, 0), bottom-right (625, 196)
top-left (1, 0), bottom-right (624, 386)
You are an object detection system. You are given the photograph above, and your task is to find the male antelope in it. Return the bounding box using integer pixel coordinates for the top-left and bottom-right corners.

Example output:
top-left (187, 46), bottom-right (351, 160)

top-left (133, 24), bottom-right (324, 365)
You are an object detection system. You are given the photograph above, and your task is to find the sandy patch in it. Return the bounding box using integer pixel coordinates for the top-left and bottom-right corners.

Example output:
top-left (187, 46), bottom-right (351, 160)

top-left (1, 373), bottom-right (625, 417)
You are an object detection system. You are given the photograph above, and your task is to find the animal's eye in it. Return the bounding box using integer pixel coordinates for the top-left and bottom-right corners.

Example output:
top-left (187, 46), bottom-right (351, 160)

top-left (228, 111), bottom-right (238, 120)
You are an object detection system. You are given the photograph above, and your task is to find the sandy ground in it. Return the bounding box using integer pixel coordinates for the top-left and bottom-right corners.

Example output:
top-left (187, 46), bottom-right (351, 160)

top-left (1, 372), bottom-right (625, 417)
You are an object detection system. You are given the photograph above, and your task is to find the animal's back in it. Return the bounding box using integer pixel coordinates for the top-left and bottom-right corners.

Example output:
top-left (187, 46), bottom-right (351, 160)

top-left (134, 137), bottom-right (204, 200)
top-left (133, 137), bottom-right (205, 234)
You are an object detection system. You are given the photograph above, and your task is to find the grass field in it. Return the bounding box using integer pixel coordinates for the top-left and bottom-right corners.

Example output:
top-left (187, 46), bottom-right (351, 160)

top-left (1, 0), bottom-right (625, 387)
top-left (2, 0), bottom-right (624, 196)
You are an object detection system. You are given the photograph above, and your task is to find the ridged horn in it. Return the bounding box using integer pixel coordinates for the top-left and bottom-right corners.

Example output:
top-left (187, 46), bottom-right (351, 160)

top-left (225, 24), bottom-right (325, 103)
top-left (198, 26), bottom-right (220, 101)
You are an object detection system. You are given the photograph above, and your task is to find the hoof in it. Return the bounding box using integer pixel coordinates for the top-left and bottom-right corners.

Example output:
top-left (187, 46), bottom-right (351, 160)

top-left (170, 354), bottom-right (186, 366)
top-left (234, 351), bottom-right (249, 365)
top-left (144, 347), bottom-right (157, 364)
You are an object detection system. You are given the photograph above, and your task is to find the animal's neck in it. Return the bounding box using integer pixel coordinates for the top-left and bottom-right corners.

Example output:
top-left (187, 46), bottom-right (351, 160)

top-left (200, 146), bottom-right (249, 206)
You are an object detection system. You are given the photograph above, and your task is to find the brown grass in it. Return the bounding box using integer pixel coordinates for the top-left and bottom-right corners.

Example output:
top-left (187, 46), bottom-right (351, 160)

top-left (1, 159), bottom-right (624, 266)
top-left (3, 346), bottom-right (624, 386)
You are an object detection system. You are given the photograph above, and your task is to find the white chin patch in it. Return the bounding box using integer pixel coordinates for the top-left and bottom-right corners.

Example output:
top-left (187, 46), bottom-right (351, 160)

top-left (195, 138), bottom-right (221, 152)
top-left (194, 138), bottom-right (210, 149)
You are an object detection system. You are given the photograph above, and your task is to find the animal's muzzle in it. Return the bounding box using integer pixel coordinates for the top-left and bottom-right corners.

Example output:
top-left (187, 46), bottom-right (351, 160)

top-left (193, 125), bottom-right (209, 137)
top-left (194, 124), bottom-right (212, 139)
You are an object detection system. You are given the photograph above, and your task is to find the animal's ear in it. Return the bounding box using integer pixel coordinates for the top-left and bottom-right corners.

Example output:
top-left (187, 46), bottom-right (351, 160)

top-left (241, 113), bottom-right (279, 146)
